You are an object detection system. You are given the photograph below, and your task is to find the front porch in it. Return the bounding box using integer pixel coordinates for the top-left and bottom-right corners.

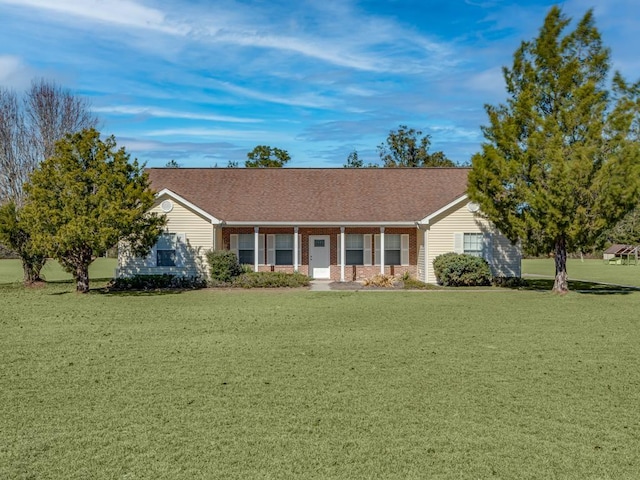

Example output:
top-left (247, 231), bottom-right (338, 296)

top-left (222, 226), bottom-right (419, 282)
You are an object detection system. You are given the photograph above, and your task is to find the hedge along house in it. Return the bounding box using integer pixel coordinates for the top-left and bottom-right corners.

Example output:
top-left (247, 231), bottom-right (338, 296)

top-left (117, 168), bottom-right (521, 283)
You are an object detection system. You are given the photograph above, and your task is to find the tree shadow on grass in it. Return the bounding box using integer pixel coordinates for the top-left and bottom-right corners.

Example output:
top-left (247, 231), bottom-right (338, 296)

top-left (520, 278), bottom-right (640, 295)
top-left (44, 277), bottom-right (191, 296)
top-left (96, 288), bottom-right (188, 297)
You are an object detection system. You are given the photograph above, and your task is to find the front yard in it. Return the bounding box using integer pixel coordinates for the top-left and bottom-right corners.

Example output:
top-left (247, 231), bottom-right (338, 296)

top-left (1, 277), bottom-right (639, 479)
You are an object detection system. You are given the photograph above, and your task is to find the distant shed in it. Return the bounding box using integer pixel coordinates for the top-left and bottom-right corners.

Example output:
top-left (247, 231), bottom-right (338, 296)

top-left (603, 244), bottom-right (639, 265)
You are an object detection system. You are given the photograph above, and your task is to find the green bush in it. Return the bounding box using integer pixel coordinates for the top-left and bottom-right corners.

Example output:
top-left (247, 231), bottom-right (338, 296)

top-left (107, 274), bottom-right (207, 291)
top-left (402, 276), bottom-right (440, 290)
top-left (232, 271), bottom-right (311, 288)
top-left (206, 250), bottom-right (242, 284)
top-left (492, 276), bottom-right (527, 288)
top-left (433, 252), bottom-right (492, 287)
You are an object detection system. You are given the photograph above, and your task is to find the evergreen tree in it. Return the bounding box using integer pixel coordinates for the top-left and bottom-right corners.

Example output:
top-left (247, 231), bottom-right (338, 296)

top-left (468, 7), bottom-right (640, 293)
top-left (22, 128), bottom-right (165, 293)
top-left (0, 80), bottom-right (97, 284)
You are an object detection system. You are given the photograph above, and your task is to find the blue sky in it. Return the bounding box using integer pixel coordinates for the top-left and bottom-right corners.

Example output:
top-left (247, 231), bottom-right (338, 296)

top-left (1, 0), bottom-right (638, 167)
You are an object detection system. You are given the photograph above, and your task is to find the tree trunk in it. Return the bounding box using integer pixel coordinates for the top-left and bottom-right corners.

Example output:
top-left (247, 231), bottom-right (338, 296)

top-left (75, 263), bottom-right (90, 293)
top-left (22, 254), bottom-right (46, 285)
top-left (553, 237), bottom-right (569, 293)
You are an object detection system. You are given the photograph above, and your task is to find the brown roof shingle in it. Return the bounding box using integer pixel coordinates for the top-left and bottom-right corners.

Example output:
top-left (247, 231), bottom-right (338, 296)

top-left (147, 167), bottom-right (470, 223)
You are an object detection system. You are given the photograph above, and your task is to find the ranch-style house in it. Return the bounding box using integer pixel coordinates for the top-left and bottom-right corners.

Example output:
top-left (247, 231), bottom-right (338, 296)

top-left (117, 168), bottom-right (521, 283)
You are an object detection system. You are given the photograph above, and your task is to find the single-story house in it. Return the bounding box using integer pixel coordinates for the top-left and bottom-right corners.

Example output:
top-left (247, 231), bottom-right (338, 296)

top-left (117, 168), bottom-right (521, 283)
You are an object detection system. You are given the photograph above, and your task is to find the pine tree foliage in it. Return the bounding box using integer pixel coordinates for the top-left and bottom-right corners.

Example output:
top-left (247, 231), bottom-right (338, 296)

top-left (22, 128), bottom-right (165, 293)
top-left (468, 7), bottom-right (640, 292)
top-left (0, 201), bottom-right (45, 283)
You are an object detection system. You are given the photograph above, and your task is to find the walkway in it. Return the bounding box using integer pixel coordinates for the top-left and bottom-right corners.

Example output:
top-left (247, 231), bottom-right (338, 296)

top-left (309, 280), bottom-right (333, 291)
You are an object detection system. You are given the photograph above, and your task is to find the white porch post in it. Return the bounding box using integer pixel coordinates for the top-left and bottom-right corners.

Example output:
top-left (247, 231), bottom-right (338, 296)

top-left (340, 227), bottom-right (345, 282)
top-left (423, 228), bottom-right (429, 282)
top-left (254, 227), bottom-right (259, 272)
top-left (380, 227), bottom-right (385, 275)
top-left (294, 226), bottom-right (299, 272)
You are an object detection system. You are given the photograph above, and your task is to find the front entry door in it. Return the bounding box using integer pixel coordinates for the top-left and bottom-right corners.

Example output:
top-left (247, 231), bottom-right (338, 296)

top-left (309, 235), bottom-right (331, 279)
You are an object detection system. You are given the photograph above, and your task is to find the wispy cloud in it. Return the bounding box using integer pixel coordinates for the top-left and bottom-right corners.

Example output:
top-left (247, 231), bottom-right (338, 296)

top-left (93, 105), bottom-right (262, 123)
top-left (142, 127), bottom-right (292, 143)
top-left (0, 0), bottom-right (188, 35)
top-left (0, 55), bottom-right (33, 88)
top-left (208, 80), bottom-right (337, 109)
top-left (3, 0), bottom-right (637, 167)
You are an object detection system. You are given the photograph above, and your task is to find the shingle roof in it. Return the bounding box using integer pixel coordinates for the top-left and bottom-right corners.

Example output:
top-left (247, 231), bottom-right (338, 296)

top-left (147, 167), bottom-right (470, 224)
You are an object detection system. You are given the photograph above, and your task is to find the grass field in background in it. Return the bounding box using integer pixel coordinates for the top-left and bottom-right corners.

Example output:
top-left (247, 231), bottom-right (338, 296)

top-left (0, 258), bottom-right (117, 284)
top-left (2, 281), bottom-right (640, 479)
top-left (522, 258), bottom-right (640, 288)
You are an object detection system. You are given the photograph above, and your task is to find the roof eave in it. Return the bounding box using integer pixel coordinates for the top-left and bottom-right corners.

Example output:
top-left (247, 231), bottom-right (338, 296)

top-left (156, 188), bottom-right (223, 225)
top-left (223, 221), bottom-right (417, 227)
top-left (419, 194), bottom-right (469, 225)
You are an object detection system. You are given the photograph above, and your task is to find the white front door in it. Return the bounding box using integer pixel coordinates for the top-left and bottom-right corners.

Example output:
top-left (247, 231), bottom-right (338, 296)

top-left (309, 235), bottom-right (331, 279)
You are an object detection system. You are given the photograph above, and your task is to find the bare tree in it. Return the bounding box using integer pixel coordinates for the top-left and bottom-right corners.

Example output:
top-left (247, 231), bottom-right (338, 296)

top-left (0, 79), bottom-right (98, 284)
top-left (0, 89), bottom-right (30, 206)
top-left (26, 79), bottom-right (98, 161)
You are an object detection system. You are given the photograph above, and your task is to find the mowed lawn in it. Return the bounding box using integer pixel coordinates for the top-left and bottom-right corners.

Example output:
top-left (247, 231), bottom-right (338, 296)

top-left (1, 265), bottom-right (640, 478)
top-left (523, 258), bottom-right (640, 288)
top-left (0, 258), bottom-right (117, 285)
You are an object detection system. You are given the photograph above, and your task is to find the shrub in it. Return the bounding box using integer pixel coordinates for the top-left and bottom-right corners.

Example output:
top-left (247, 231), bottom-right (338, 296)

top-left (107, 274), bottom-right (207, 291)
top-left (432, 252), bottom-right (492, 287)
top-left (402, 276), bottom-right (439, 290)
top-left (362, 274), bottom-right (397, 288)
top-left (492, 276), bottom-right (528, 288)
top-left (206, 250), bottom-right (242, 284)
top-left (232, 272), bottom-right (311, 288)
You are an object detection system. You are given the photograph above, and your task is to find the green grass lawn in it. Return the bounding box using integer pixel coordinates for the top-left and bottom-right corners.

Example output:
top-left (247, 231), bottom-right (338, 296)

top-left (2, 281), bottom-right (639, 479)
top-left (522, 258), bottom-right (640, 288)
top-left (0, 258), bottom-right (117, 284)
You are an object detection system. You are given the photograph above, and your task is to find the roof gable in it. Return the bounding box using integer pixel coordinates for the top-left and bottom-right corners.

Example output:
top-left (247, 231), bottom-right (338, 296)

top-left (147, 168), bottom-right (470, 224)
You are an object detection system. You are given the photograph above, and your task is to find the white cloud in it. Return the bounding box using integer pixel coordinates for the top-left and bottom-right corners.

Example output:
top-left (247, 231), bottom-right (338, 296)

top-left (0, 0), bottom-right (188, 35)
top-left (1, 0), bottom-right (456, 74)
top-left (465, 67), bottom-right (506, 98)
top-left (143, 127), bottom-right (274, 139)
top-left (0, 55), bottom-right (33, 89)
top-left (93, 105), bottom-right (262, 123)
top-left (209, 80), bottom-right (337, 109)
top-left (209, 29), bottom-right (387, 73)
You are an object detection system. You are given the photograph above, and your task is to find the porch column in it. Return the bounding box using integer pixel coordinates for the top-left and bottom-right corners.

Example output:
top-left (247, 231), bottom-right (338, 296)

top-left (340, 227), bottom-right (345, 282)
top-left (380, 227), bottom-right (385, 275)
top-left (423, 228), bottom-right (429, 282)
top-left (254, 227), bottom-right (259, 272)
top-left (294, 227), bottom-right (299, 272)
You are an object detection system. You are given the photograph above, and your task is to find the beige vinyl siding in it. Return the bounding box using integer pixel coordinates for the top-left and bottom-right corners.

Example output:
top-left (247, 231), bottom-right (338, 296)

top-left (117, 196), bottom-right (214, 278)
top-left (426, 201), bottom-right (521, 283)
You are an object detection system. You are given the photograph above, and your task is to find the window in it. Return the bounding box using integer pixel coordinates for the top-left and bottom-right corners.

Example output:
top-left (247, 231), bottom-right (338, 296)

top-left (156, 233), bottom-right (176, 266)
top-left (384, 234), bottom-right (401, 266)
top-left (464, 233), bottom-right (483, 257)
top-left (238, 234), bottom-right (255, 265)
top-left (345, 234), bottom-right (364, 265)
top-left (275, 234), bottom-right (293, 265)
